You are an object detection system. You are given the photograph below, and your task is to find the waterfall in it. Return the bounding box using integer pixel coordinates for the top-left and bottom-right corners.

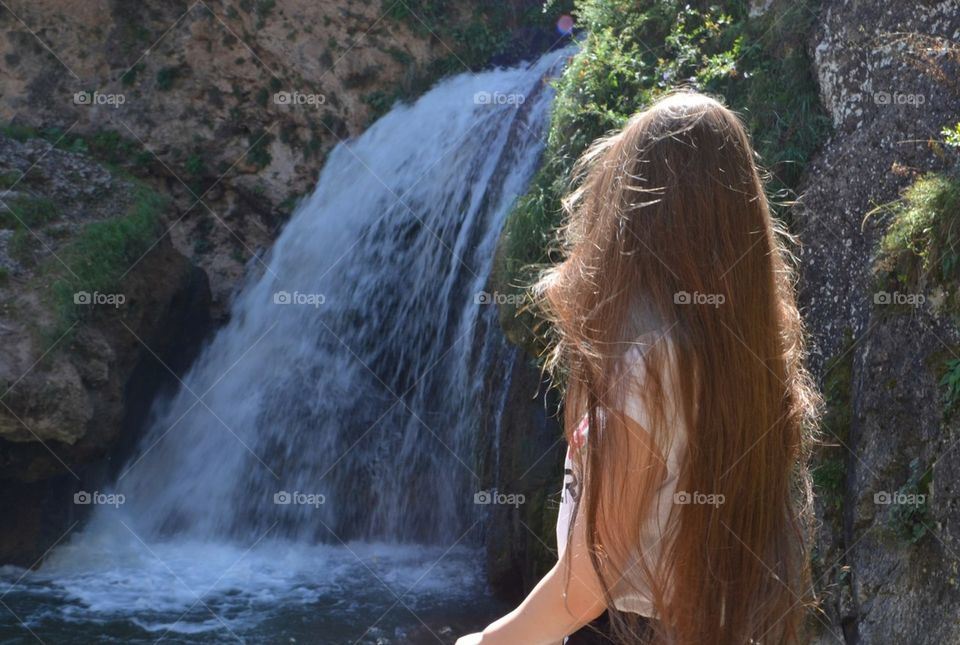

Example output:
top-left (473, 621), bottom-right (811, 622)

top-left (0, 47), bottom-right (573, 643)
top-left (109, 48), bottom-right (568, 546)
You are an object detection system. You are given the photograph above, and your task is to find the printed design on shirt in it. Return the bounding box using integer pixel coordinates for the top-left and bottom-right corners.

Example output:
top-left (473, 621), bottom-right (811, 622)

top-left (566, 415), bottom-right (589, 459)
top-left (562, 415), bottom-right (589, 504)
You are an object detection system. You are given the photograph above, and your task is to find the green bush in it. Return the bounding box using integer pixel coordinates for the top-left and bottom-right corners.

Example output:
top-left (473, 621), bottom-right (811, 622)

top-left (940, 357), bottom-right (960, 418)
top-left (185, 154), bottom-right (206, 178)
top-left (1, 123), bottom-right (147, 170)
top-left (0, 171), bottom-right (19, 190)
top-left (943, 122), bottom-right (960, 148)
top-left (495, 0), bottom-right (832, 352)
top-left (247, 130), bottom-right (274, 169)
top-left (156, 66), bottom-right (180, 91)
top-left (887, 457), bottom-right (933, 544)
top-left (873, 171), bottom-right (960, 305)
top-left (0, 194), bottom-right (59, 229)
top-left (47, 185), bottom-right (166, 336)
top-left (0, 123), bottom-right (35, 142)
top-left (379, 0), bottom-right (575, 113)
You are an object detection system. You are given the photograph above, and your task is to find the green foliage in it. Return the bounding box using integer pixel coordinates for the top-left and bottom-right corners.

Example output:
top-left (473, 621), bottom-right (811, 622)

top-left (363, 90), bottom-right (398, 120)
top-left (0, 171), bottom-right (20, 190)
top-left (940, 358), bottom-right (960, 418)
top-left (120, 63), bottom-right (144, 86)
top-left (279, 191), bottom-right (303, 215)
top-left (706, 0), bottom-right (831, 193)
top-left (874, 171), bottom-right (960, 295)
top-left (156, 66), bottom-right (180, 91)
top-left (813, 331), bottom-right (854, 514)
top-left (247, 130), bottom-right (274, 169)
top-left (943, 122), bottom-right (960, 148)
top-left (387, 46), bottom-right (414, 66)
top-left (184, 153), bottom-right (207, 193)
top-left (887, 457), bottom-right (933, 544)
top-left (379, 0), bottom-right (575, 115)
top-left (0, 123), bottom-right (36, 142)
top-left (495, 0), bottom-right (830, 351)
top-left (812, 458), bottom-right (846, 512)
top-left (0, 194), bottom-right (59, 229)
top-left (46, 185), bottom-right (166, 336)
top-left (0, 122), bottom-right (148, 169)
top-left (9, 228), bottom-right (36, 262)
top-left (185, 154), bottom-right (205, 178)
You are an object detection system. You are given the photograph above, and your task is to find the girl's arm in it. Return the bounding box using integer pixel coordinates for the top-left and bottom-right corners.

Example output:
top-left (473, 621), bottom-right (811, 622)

top-left (456, 505), bottom-right (607, 645)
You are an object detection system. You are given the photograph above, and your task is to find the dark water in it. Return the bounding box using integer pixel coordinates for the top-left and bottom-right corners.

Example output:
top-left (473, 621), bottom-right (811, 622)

top-left (0, 532), bottom-right (509, 644)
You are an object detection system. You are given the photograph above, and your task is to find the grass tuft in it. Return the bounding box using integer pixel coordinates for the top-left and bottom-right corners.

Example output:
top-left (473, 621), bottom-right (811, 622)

top-left (0, 194), bottom-right (60, 230)
top-left (45, 185), bottom-right (166, 338)
top-left (874, 171), bottom-right (960, 293)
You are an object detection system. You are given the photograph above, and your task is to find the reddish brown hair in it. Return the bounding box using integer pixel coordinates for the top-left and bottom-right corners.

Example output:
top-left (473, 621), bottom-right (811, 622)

top-left (535, 91), bottom-right (820, 644)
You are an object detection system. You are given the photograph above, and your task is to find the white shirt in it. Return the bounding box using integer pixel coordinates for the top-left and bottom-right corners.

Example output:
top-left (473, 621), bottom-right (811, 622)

top-left (555, 335), bottom-right (686, 617)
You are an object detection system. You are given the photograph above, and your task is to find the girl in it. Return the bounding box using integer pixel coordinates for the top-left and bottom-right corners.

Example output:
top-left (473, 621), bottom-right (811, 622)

top-left (458, 91), bottom-right (819, 644)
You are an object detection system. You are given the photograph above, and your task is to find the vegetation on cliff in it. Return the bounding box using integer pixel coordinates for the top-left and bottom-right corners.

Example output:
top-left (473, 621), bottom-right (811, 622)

top-left (48, 185), bottom-right (167, 339)
top-left (1, 125), bottom-right (169, 341)
top-left (493, 0), bottom-right (830, 353)
top-left (873, 169), bottom-right (960, 305)
top-left (868, 163), bottom-right (960, 546)
top-left (369, 0), bottom-right (576, 118)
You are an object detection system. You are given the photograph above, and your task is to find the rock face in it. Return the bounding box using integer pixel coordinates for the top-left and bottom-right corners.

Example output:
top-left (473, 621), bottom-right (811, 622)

top-left (798, 1), bottom-right (960, 643)
top-left (0, 0), bottom-right (545, 310)
top-left (480, 345), bottom-right (565, 601)
top-left (0, 134), bottom-right (212, 565)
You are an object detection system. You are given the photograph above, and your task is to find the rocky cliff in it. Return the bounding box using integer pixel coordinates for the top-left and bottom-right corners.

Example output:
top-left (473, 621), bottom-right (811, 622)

top-left (798, 1), bottom-right (960, 642)
top-left (0, 134), bottom-right (212, 564)
top-left (0, 0), bottom-right (560, 309)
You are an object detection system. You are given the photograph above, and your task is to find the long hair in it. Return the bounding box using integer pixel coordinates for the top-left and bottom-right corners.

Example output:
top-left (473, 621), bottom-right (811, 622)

top-left (534, 91), bottom-right (820, 644)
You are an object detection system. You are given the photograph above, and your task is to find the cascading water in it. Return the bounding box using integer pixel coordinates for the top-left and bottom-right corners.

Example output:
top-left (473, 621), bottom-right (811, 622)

top-left (0, 48), bottom-right (570, 643)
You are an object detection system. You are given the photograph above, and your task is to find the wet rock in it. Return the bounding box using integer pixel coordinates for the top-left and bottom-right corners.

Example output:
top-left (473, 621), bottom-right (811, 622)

top-left (0, 133), bottom-right (213, 563)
